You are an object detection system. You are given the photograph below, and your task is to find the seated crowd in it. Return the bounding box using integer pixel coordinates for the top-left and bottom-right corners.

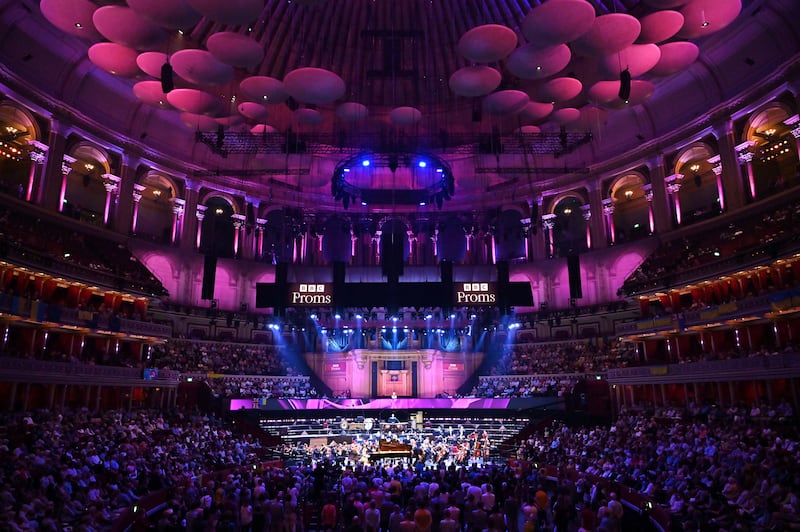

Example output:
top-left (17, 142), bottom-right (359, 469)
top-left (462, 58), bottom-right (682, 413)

top-left (492, 342), bottom-right (638, 376)
top-left (0, 204), bottom-right (166, 296)
top-left (516, 400), bottom-right (800, 531)
top-left (622, 197), bottom-right (800, 295)
top-left (207, 375), bottom-right (318, 399)
top-left (151, 340), bottom-right (295, 376)
top-left (0, 408), bottom-right (265, 531)
top-left (472, 375), bottom-right (582, 399)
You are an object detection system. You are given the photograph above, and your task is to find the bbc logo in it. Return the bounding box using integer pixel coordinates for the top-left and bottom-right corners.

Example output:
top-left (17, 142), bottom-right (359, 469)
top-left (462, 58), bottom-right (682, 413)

top-left (462, 283), bottom-right (489, 292)
top-left (299, 284), bottom-right (325, 293)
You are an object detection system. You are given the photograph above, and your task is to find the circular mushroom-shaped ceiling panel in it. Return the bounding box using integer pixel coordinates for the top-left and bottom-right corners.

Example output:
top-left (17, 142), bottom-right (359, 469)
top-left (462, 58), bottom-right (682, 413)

top-left (572, 14), bottom-right (641, 57)
top-left (180, 112), bottom-right (219, 131)
top-left (294, 108), bottom-right (324, 126)
top-left (521, 0), bottom-right (596, 47)
top-left (41, 0), bottom-right (103, 40)
top-left (589, 80), bottom-right (655, 107)
top-left (537, 77), bottom-right (583, 103)
top-left (514, 125), bottom-right (542, 134)
top-left (170, 49), bottom-right (234, 86)
top-left (239, 76), bottom-right (289, 104)
top-left (552, 108), bottom-right (581, 125)
top-left (237, 101), bottom-right (269, 121)
top-left (449, 66), bottom-right (502, 97)
top-left (93, 6), bottom-right (167, 50)
top-left (643, 0), bottom-right (690, 6)
top-left (678, 0), bottom-right (742, 39)
top-left (88, 42), bottom-right (141, 78)
top-left (166, 88), bottom-right (223, 114)
top-left (336, 102), bottom-right (369, 121)
top-left (483, 90), bottom-right (529, 116)
top-left (186, 0), bottom-right (263, 25)
top-left (136, 52), bottom-right (169, 78)
top-left (389, 106), bottom-right (423, 125)
top-left (132, 80), bottom-right (173, 109)
top-left (637, 10), bottom-right (684, 44)
top-left (250, 124), bottom-right (279, 135)
top-left (283, 68), bottom-right (346, 105)
top-left (206, 32), bottom-right (265, 69)
top-left (127, 0), bottom-right (202, 30)
top-left (458, 24), bottom-right (517, 63)
top-left (600, 44), bottom-right (661, 79)
top-left (650, 41), bottom-right (700, 76)
top-left (520, 101), bottom-right (554, 122)
top-left (507, 44), bottom-right (571, 79)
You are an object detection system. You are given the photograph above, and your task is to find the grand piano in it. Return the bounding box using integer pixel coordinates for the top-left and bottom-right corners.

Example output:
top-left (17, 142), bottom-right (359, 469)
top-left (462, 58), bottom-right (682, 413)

top-left (370, 439), bottom-right (413, 461)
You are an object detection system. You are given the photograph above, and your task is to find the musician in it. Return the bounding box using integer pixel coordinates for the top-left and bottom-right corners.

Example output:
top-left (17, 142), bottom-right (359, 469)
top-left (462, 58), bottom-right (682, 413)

top-left (388, 412), bottom-right (400, 424)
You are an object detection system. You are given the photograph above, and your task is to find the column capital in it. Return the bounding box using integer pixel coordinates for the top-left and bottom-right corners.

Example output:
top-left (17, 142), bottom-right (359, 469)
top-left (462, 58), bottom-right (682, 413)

top-left (601, 198), bottom-right (615, 217)
top-left (170, 197), bottom-right (186, 216)
top-left (580, 204), bottom-right (591, 221)
top-left (61, 155), bottom-right (76, 175)
top-left (196, 204), bottom-right (208, 220)
top-left (541, 213), bottom-right (556, 230)
top-left (642, 183), bottom-right (654, 201)
top-left (102, 173), bottom-right (121, 193)
top-left (735, 140), bottom-right (757, 162)
top-left (665, 174), bottom-right (683, 194)
top-left (132, 183), bottom-right (145, 203)
top-left (231, 213), bottom-right (246, 228)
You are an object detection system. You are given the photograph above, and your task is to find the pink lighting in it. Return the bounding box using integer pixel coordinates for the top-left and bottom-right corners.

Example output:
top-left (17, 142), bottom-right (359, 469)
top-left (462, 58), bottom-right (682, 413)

top-left (59, 155), bottom-right (76, 213)
top-left (131, 183), bottom-right (145, 233)
top-left (707, 154), bottom-right (725, 211)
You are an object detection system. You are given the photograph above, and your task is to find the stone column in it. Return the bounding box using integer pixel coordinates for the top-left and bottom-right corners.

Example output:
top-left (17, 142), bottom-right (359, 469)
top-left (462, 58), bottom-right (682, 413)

top-left (664, 173), bottom-right (684, 226)
top-left (541, 214), bottom-right (556, 257)
top-left (58, 155), bottom-right (76, 212)
top-left (169, 197), bottom-right (185, 245)
top-left (713, 121), bottom-right (746, 209)
top-left (735, 140), bottom-right (757, 200)
top-left (580, 204), bottom-right (592, 249)
top-left (131, 184), bottom-right (145, 234)
top-left (26, 140), bottom-right (48, 202)
top-left (642, 184), bottom-right (655, 233)
top-left (707, 154), bottom-right (725, 211)
top-left (101, 173), bottom-right (121, 225)
top-left (232, 214), bottom-right (246, 257)
top-left (601, 198), bottom-right (616, 245)
top-left (256, 218), bottom-right (266, 259)
top-left (195, 205), bottom-right (207, 249)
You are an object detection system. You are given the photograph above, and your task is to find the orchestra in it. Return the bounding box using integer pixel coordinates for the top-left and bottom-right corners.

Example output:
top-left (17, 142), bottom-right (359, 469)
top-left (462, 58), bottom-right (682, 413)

top-left (277, 416), bottom-right (496, 469)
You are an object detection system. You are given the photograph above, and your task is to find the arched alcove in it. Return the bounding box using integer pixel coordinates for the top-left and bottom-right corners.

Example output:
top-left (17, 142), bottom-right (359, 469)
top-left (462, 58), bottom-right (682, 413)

top-left (200, 196), bottom-right (236, 258)
top-left (609, 173), bottom-right (649, 242)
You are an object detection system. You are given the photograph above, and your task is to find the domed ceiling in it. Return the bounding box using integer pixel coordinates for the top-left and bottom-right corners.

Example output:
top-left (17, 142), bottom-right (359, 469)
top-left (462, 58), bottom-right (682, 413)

top-left (1, 0), bottom-right (794, 211)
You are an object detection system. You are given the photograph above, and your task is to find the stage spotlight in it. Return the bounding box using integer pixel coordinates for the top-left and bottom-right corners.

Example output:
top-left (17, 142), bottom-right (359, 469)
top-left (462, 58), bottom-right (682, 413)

top-left (418, 160), bottom-right (427, 168)
top-left (334, 313), bottom-right (341, 319)
top-left (355, 313), bottom-right (363, 319)
top-left (310, 313), bottom-right (317, 320)
top-left (343, 167), bottom-right (350, 172)
top-left (361, 159), bottom-right (370, 167)
top-left (425, 313), bottom-right (433, 320)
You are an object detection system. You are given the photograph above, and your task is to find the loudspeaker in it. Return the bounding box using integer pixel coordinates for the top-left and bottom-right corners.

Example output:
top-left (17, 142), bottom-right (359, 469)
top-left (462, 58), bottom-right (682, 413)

top-left (567, 254), bottom-right (582, 299)
top-left (496, 260), bottom-right (510, 285)
top-left (440, 260), bottom-right (453, 285)
top-left (201, 255), bottom-right (217, 300)
top-left (619, 68), bottom-right (631, 102)
top-left (332, 261), bottom-right (346, 285)
top-left (275, 262), bottom-right (289, 286)
top-left (160, 62), bottom-right (174, 94)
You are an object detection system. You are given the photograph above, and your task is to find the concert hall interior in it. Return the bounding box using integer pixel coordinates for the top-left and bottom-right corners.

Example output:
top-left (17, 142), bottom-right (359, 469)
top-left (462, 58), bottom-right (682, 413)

top-left (1, 0), bottom-right (800, 530)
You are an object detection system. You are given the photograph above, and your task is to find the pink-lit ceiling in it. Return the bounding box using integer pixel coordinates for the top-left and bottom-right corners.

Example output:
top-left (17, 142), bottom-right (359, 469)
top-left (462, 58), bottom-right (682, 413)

top-left (36, 0), bottom-right (745, 142)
